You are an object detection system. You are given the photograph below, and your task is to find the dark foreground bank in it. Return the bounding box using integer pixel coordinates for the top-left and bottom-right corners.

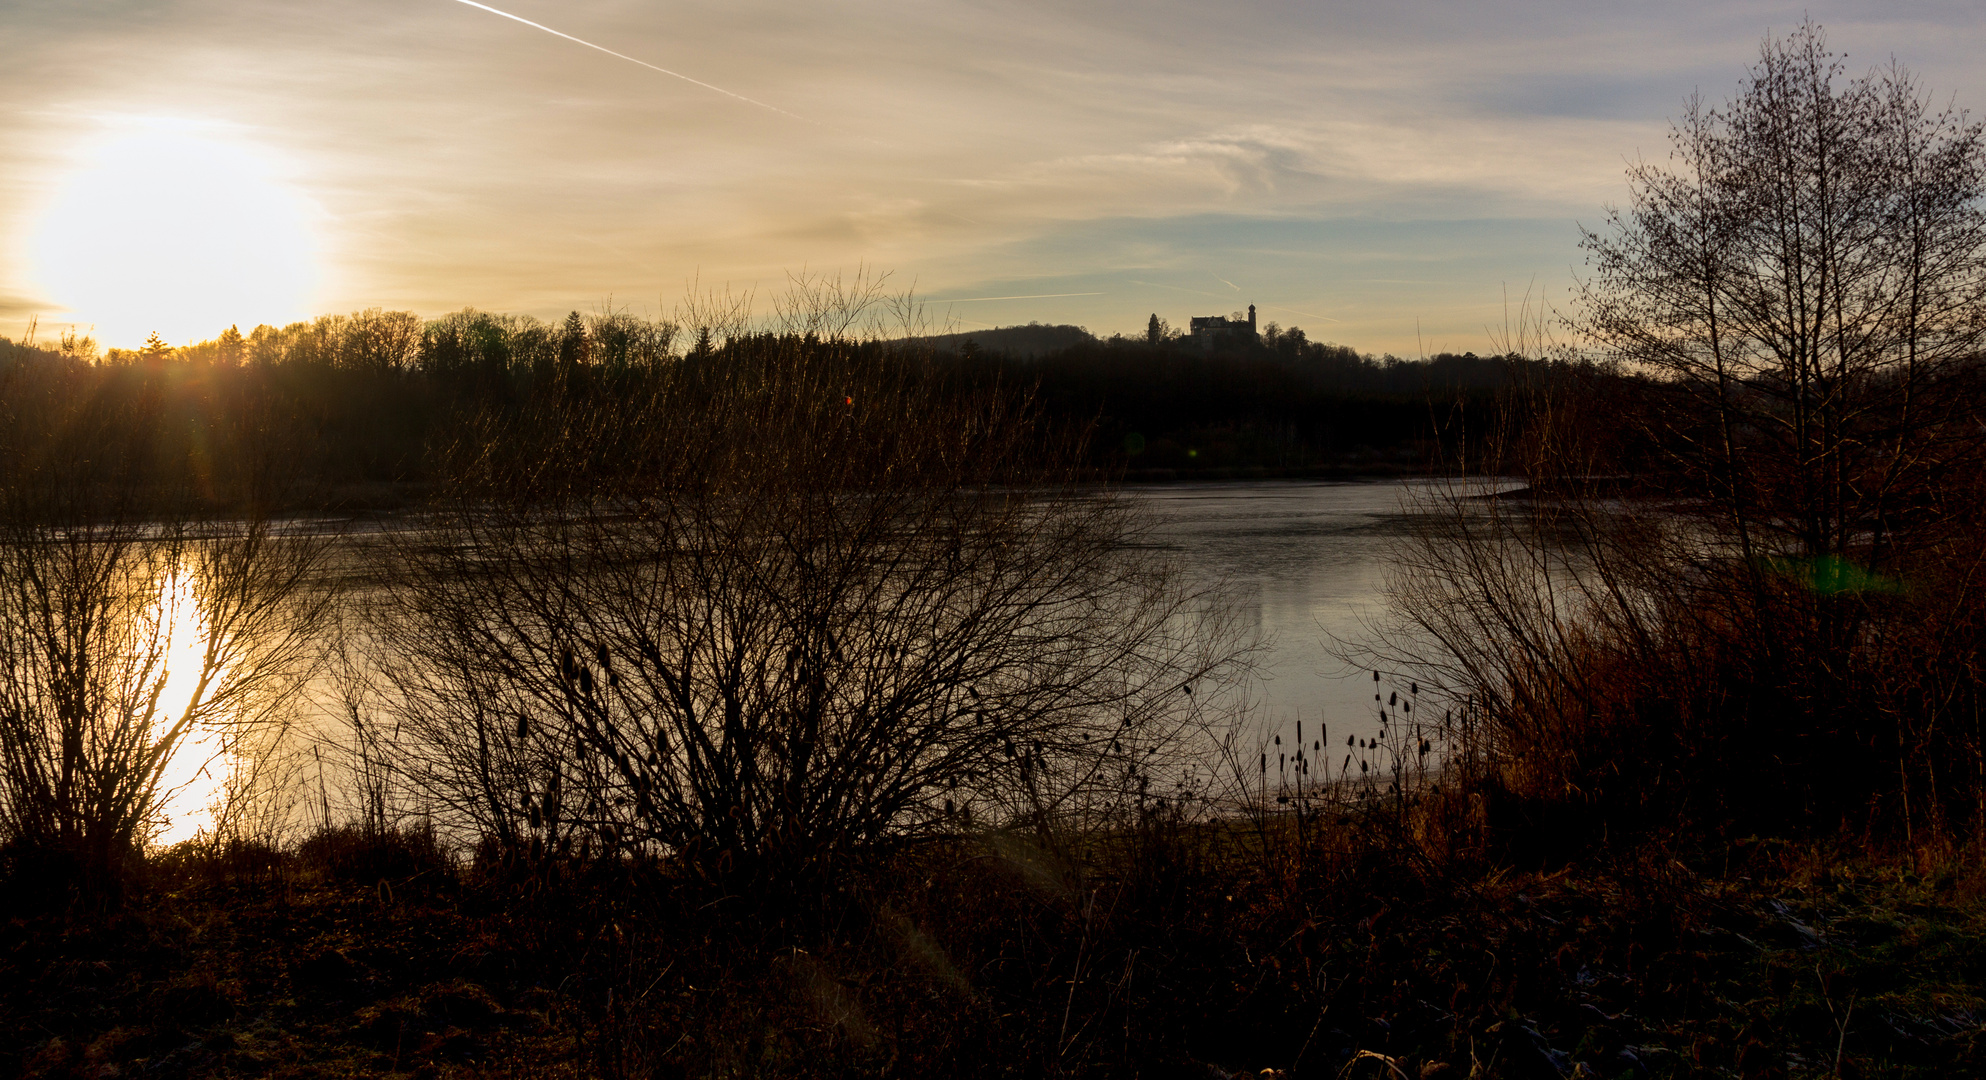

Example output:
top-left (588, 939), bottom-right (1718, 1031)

top-left (5, 819), bottom-right (1982, 1080)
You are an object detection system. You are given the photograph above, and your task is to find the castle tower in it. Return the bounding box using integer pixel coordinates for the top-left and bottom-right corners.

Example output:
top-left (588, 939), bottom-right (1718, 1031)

top-left (1248, 304), bottom-right (1257, 334)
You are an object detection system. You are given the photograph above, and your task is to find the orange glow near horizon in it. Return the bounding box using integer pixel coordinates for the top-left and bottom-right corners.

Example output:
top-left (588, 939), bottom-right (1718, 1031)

top-left (28, 118), bottom-right (322, 349)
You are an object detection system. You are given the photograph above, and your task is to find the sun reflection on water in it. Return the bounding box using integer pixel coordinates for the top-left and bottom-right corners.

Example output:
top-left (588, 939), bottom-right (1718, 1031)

top-left (149, 567), bottom-right (233, 848)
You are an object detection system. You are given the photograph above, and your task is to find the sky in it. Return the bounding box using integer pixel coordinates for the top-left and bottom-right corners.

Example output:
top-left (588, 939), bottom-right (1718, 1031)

top-left (3, 1), bottom-right (1984, 353)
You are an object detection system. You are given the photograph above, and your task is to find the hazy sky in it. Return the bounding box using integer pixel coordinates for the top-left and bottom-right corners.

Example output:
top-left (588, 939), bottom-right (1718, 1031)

top-left (4, 1), bottom-right (1984, 351)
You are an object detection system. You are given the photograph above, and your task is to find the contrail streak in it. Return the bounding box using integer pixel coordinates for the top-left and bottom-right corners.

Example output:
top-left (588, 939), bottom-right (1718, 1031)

top-left (935, 292), bottom-right (1105, 303)
top-left (445, 0), bottom-right (809, 123)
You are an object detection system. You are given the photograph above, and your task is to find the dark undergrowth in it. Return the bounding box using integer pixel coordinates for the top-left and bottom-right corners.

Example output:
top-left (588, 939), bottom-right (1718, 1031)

top-left (5, 815), bottom-right (1983, 1079)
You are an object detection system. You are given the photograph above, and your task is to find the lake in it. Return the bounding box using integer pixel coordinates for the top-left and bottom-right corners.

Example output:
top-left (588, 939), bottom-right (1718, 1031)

top-left (1131, 479), bottom-right (1439, 745)
top-left (145, 479), bottom-right (1449, 841)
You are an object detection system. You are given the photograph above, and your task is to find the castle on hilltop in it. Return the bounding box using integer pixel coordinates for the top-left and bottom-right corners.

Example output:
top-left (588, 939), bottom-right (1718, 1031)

top-left (1189, 304), bottom-right (1256, 346)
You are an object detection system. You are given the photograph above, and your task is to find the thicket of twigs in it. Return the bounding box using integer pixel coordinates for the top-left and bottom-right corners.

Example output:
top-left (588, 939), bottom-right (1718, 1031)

top-left (352, 330), bottom-right (1251, 896)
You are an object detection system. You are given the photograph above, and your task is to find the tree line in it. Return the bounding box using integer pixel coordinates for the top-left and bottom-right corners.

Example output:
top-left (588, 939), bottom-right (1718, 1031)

top-left (1, 307), bottom-right (1513, 500)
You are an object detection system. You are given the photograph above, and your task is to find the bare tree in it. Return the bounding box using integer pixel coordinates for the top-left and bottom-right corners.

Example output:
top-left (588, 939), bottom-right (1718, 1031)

top-left (1366, 25), bottom-right (1986, 839)
top-left (1578, 21), bottom-right (1986, 579)
top-left (366, 333), bottom-right (1249, 889)
top-left (585, 304), bottom-right (678, 374)
top-left (339, 309), bottom-right (424, 374)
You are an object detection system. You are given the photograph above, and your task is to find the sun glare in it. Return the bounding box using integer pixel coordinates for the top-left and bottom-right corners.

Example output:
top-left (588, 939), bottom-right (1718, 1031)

top-left (28, 118), bottom-right (321, 349)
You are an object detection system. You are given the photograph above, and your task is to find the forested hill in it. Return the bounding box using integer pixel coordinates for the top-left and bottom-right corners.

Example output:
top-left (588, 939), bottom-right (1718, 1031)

top-left (935, 325), bottom-right (1511, 476)
top-left (912, 323), bottom-right (1095, 358)
top-left (0, 311), bottom-right (1512, 504)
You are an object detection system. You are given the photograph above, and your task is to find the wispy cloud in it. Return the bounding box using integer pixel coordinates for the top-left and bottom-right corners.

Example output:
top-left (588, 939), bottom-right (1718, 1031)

top-left (0, 292), bottom-right (43, 319)
top-left (3, 1), bottom-right (1984, 351)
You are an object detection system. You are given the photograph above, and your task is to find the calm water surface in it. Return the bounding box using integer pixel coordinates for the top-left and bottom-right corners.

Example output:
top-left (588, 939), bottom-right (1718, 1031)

top-left (155, 480), bottom-right (1447, 837)
top-left (1131, 480), bottom-right (1434, 740)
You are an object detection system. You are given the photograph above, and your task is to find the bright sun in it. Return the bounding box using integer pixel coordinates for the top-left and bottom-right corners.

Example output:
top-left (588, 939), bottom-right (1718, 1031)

top-left (29, 118), bottom-right (322, 349)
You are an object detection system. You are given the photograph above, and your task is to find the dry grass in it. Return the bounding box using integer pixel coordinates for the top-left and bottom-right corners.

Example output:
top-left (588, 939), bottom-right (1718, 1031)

top-left (7, 805), bottom-right (1985, 1078)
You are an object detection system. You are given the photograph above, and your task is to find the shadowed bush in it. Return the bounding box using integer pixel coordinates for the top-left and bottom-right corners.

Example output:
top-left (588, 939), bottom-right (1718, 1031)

top-left (360, 329), bottom-right (1252, 896)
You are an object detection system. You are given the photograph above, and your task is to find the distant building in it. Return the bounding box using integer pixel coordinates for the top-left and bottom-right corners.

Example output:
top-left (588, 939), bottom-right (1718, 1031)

top-left (1188, 304), bottom-right (1257, 347)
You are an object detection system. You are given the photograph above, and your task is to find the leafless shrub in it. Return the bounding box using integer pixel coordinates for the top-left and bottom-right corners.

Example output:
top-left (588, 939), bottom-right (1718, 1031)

top-left (363, 329), bottom-right (1249, 889)
top-left (771, 264), bottom-right (894, 341)
top-left (673, 275), bottom-right (755, 358)
top-left (0, 361), bottom-right (332, 887)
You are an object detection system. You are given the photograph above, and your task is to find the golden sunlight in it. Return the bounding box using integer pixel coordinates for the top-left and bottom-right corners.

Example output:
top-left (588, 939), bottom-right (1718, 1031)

top-left (150, 568), bottom-right (232, 848)
top-left (28, 118), bottom-right (321, 349)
